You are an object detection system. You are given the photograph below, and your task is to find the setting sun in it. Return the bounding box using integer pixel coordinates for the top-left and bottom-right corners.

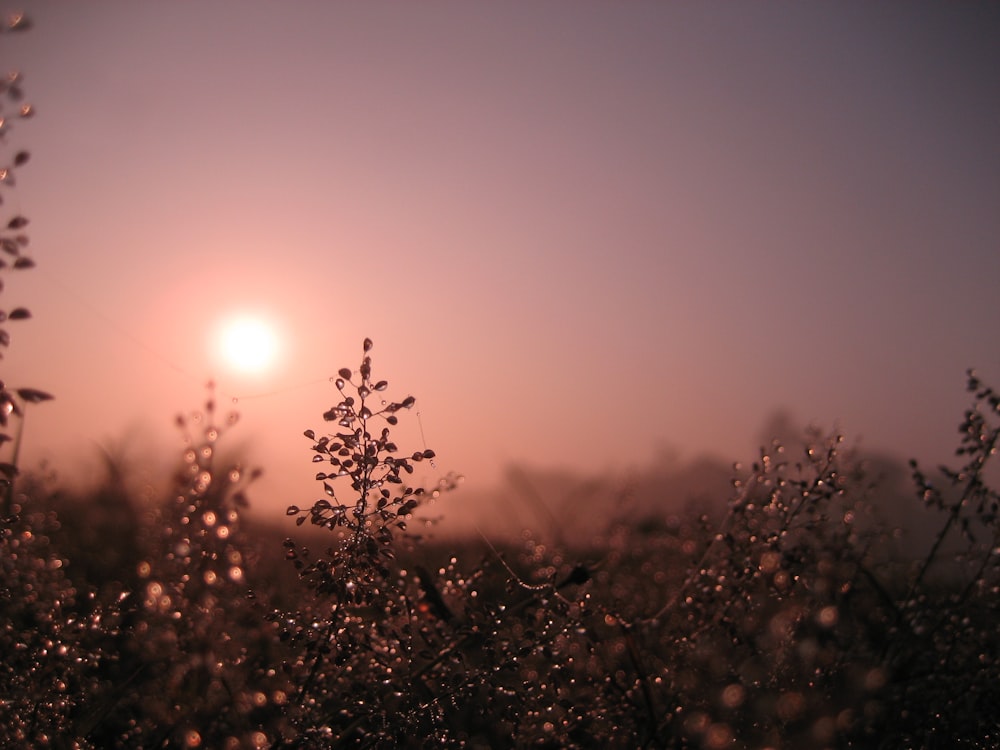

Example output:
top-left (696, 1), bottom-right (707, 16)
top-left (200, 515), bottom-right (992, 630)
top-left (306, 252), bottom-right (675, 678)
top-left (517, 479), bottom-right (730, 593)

top-left (214, 314), bottom-right (281, 375)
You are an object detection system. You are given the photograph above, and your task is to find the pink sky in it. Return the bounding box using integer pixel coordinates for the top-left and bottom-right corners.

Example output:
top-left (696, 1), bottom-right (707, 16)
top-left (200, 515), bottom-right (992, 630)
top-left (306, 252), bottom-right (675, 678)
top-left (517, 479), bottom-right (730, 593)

top-left (3, 2), bottom-right (999, 527)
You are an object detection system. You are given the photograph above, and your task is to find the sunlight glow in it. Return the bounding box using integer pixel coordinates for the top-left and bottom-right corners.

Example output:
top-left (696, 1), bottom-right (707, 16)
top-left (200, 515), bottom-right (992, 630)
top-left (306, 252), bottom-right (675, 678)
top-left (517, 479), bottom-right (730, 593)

top-left (215, 314), bottom-right (281, 374)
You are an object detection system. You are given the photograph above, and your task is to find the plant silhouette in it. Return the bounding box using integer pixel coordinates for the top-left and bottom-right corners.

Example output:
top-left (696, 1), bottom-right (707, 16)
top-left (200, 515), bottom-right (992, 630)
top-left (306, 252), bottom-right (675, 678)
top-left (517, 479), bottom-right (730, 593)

top-left (2, 12), bottom-right (1000, 748)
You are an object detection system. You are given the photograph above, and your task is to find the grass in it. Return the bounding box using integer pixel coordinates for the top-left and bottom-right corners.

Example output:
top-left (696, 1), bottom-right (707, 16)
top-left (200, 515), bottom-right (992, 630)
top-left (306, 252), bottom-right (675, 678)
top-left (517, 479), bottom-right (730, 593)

top-left (2, 342), bottom-right (999, 748)
top-left (3, 16), bottom-right (999, 746)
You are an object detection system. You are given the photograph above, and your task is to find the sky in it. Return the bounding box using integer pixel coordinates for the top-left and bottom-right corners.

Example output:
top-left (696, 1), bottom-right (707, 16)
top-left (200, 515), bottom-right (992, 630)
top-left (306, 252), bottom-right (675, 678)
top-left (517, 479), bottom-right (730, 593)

top-left (2, 2), bottom-right (999, 529)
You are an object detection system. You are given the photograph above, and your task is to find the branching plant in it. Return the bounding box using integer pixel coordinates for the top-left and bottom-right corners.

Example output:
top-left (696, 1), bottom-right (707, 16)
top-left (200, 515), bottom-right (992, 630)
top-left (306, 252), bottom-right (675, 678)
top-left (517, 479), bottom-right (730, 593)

top-left (0, 12), bottom-right (52, 518)
top-left (285, 337), bottom-right (434, 603)
top-left (275, 338), bottom-right (448, 745)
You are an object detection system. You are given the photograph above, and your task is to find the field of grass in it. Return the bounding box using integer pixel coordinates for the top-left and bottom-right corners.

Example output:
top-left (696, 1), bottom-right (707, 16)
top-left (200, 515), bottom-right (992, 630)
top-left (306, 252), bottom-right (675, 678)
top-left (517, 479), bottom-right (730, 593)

top-left (2, 338), bottom-right (999, 748)
top-left (2, 15), bottom-right (999, 747)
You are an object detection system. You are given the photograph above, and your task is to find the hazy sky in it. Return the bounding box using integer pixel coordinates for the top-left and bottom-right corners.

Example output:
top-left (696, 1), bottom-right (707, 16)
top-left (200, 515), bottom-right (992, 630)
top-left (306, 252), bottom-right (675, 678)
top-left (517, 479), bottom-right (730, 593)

top-left (3, 2), bottom-right (999, 520)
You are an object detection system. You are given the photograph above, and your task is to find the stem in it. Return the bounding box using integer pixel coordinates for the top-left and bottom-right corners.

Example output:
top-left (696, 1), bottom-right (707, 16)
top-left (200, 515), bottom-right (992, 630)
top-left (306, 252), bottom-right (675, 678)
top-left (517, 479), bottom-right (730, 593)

top-left (906, 501), bottom-right (961, 604)
top-left (905, 436), bottom-right (994, 605)
top-left (2, 404), bottom-right (25, 517)
top-left (296, 615), bottom-right (340, 710)
top-left (619, 621), bottom-right (661, 748)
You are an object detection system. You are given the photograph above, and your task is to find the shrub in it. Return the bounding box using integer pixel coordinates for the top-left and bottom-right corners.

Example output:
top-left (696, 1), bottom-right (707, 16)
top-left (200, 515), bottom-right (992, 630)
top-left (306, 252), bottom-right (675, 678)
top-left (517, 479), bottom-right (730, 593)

top-left (269, 345), bottom-right (1000, 749)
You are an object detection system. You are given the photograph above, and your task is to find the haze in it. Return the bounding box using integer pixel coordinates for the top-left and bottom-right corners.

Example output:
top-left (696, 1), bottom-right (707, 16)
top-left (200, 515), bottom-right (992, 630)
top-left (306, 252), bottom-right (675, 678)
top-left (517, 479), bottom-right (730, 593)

top-left (3, 2), bottom-right (998, 529)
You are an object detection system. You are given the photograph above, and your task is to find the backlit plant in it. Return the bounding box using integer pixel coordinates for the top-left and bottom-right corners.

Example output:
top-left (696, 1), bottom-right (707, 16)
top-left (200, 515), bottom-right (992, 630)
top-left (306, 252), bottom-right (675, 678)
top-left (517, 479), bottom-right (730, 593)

top-left (0, 11), bottom-right (52, 517)
top-left (0, 17), bottom-right (81, 747)
top-left (3, 12), bottom-right (1000, 747)
top-left (274, 338), bottom-right (458, 746)
top-left (285, 337), bottom-right (434, 603)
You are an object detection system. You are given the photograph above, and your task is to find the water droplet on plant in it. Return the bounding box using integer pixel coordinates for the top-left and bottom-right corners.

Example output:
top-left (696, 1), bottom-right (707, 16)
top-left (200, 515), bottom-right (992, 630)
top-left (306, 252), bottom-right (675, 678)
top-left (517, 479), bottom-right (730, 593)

top-left (196, 471), bottom-right (211, 492)
top-left (721, 683), bottom-right (745, 708)
top-left (817, 605), bottom-right (839, 628)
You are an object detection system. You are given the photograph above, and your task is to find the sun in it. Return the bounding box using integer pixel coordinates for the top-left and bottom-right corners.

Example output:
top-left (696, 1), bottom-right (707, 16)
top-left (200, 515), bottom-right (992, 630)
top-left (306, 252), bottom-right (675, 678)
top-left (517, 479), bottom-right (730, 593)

top-left (214, 313), bottom-right (281, 375)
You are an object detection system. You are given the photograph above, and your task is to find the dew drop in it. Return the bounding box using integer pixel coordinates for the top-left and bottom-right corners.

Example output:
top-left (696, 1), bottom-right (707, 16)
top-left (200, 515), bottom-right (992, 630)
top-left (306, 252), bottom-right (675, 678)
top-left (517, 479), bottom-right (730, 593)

top-left (197, 471), bottom-right (211, 490)
top-left (817, 605), bottom-right (839, 628)
top-left (721, 683), bottom-right (745, 708)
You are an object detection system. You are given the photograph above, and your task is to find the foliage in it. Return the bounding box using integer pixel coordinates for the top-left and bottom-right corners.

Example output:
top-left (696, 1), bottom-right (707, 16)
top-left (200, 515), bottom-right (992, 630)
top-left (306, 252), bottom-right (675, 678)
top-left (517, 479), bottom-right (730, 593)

top-left (0, 10), bottom-right (52, 517)
top-left (274, 338), bottom-right (460, 746)
top-left (267, 349), bottom-right (1000, 749)
top-left (1, 335), bottom-right (999, 748)
top-left (75, 392), bottom-right (291, 748)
